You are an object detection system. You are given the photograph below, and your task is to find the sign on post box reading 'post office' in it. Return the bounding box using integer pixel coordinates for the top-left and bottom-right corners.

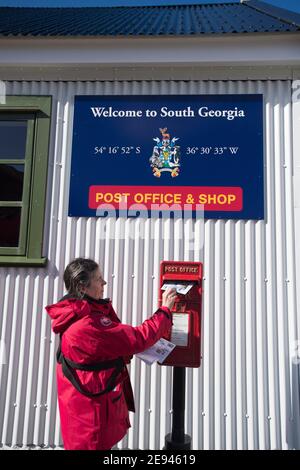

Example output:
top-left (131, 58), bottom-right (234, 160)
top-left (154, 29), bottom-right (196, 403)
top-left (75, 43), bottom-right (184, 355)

top-left (69, 95), bottom-right (264, 219)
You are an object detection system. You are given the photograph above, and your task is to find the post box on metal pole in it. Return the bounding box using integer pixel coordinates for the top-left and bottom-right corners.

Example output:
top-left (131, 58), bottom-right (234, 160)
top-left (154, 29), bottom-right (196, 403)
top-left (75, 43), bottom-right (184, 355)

top-left (159, 261), bottom-right (203, 449)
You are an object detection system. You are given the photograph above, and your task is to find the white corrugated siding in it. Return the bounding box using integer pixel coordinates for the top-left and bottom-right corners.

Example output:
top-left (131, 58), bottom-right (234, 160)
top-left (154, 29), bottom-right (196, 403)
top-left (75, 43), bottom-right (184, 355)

top-left (0, 79), bottom-right (299, 450)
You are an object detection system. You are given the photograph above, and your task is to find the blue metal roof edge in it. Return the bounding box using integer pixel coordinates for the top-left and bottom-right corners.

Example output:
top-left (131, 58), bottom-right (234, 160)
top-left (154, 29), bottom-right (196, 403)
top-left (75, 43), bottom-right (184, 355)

top-left (0, 1), bottom-right (299, 37)
top-left (0, 1), bottom-right (238, 8)
top-left (243, 0), bottom-right (300, 28)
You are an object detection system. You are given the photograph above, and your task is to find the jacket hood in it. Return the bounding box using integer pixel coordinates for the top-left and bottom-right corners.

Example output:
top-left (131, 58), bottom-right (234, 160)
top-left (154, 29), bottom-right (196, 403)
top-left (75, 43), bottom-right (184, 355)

top-left (45, 294), bottom-right (110, 334)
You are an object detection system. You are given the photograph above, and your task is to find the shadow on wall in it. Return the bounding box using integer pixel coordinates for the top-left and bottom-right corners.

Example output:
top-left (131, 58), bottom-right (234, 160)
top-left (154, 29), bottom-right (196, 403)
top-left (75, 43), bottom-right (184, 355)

top-left (287, 361), bottom-right (300, 449)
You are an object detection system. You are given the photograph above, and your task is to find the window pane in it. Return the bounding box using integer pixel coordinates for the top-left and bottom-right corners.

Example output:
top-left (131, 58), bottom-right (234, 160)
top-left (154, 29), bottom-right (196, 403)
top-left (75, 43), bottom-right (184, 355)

top-left (0, 207), bottom-right (21, 247)
top-left (0, 121), bottom-right (27, 159)
top-left (0, 164), bottom-right (24, 201)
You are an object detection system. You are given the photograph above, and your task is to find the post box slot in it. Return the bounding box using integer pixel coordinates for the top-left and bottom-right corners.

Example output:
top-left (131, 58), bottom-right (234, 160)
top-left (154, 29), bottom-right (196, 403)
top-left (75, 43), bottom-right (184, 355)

top-left (162, 274), bottom-right (200, 283)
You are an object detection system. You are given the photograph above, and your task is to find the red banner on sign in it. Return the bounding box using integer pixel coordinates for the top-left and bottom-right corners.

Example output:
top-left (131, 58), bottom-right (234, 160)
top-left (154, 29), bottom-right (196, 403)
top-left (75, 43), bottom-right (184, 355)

top-left (88, 185), bottom-right (243, 211)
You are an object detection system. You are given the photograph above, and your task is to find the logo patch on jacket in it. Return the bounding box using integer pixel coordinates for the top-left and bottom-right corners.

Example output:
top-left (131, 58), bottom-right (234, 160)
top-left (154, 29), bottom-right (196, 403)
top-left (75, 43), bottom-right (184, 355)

top-left (100, 316), bottom-right (112, 327)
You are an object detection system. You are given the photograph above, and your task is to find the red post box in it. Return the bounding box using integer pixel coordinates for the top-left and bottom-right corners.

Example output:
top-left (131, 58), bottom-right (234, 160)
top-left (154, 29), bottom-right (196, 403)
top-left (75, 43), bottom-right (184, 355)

top-left (159, 261), bottom-right (203, 368)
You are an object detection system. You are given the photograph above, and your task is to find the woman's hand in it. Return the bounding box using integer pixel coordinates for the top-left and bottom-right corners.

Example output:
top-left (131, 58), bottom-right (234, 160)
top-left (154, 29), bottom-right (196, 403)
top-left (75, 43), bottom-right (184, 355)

top-left (162, 288), bottom-right (177, 311)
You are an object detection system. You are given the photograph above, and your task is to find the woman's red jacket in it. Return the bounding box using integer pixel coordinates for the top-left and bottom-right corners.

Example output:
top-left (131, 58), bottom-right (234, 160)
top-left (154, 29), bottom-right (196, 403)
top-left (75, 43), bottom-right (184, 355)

top-left (45, 296), bottom-right (172, 450)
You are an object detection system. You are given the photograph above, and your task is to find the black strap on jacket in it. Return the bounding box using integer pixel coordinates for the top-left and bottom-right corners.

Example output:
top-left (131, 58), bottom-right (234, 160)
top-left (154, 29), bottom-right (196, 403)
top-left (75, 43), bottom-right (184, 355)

top-left (57, 335), bottom-right (125, 398)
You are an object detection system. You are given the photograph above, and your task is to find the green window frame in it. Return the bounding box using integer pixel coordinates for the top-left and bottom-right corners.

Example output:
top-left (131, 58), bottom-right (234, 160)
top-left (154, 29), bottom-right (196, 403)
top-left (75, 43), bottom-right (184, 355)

top-left (0, 96), bottom-right (52, 266)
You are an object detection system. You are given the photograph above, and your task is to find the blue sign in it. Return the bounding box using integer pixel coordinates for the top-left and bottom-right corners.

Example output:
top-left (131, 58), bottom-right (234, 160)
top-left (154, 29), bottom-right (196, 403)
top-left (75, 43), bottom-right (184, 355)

top-left (69, 95), bottom-right (264, 219)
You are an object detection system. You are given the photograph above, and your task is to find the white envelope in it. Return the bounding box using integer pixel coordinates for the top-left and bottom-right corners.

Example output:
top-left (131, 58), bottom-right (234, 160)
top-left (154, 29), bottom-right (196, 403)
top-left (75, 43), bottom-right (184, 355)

top-left (136, 338), bottom-right (176, 365)
top-left (161, 282), bottom-right (194, 295)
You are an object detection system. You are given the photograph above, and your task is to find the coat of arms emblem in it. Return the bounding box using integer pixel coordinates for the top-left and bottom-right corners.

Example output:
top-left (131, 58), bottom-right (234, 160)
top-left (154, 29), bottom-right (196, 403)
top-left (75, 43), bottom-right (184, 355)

top-left (149, 128), bottom-right (181, 177)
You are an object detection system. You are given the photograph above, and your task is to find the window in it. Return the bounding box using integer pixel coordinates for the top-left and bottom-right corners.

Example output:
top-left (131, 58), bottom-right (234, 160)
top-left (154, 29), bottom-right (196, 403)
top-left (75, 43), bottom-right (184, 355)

top-left (0, 96), bottom-right (52, 266)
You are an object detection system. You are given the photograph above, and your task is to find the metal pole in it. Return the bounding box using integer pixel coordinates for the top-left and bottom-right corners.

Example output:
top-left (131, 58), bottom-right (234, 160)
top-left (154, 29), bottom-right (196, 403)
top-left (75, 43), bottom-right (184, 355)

top-left (164, 367), bottom-right (192, 450)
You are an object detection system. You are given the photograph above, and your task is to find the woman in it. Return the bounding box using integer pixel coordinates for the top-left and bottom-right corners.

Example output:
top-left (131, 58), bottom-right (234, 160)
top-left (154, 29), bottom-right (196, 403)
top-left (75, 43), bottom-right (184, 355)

top-left (46, 258), bottom-right (176, 450)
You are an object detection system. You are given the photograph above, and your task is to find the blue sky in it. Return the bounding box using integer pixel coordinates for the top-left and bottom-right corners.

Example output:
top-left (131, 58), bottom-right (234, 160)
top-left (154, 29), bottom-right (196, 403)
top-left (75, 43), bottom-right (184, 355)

top-left (0, 0), bottom-right (299, 14)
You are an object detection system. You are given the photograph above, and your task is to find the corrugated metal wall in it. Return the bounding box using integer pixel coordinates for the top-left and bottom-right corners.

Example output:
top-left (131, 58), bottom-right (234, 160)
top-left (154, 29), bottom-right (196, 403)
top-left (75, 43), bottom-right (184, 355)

top-left (0, 79), bottom-right (299, 450)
